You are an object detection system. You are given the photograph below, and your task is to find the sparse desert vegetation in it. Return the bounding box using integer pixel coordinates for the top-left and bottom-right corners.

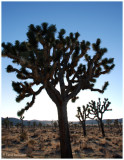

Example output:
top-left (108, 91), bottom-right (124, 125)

top-left (2, 121), bottom-right (122, 158)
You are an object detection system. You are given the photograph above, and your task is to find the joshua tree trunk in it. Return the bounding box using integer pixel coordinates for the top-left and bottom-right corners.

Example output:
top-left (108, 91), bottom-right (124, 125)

top-left (21, 119), bottom-right (24, 133)
top-left (96, 119), bottom-right (101, 131)
top-left (82, 120), bottom-right (86, 137)
top-left (57, 102), bottom-right (73, 158)
top-left (99, 119), bottom-right (105, 137)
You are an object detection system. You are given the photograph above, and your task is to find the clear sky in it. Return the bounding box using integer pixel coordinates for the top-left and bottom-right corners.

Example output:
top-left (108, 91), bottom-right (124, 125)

top-left (1, 1), bottom-right (123, 121)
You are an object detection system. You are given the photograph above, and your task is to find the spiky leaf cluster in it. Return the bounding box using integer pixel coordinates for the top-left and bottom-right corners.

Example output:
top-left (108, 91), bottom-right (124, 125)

top-left (76, 105), bottom-right (90, 122)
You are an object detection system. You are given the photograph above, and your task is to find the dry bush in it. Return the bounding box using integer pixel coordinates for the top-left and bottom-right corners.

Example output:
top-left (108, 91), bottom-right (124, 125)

top-left (55, 143), bottom-right (60, 154)
top-left (42, 129), bottom-right (46, 133)
top-left (99, 138), bottom-right (106, 145)
top-left (28, 139), bottom-right (35, 146)
top-left (98, 147), bottom-right (106, 153)
top-left (71, 134), bottom-right (77, 141)
top-left (26, 139), bottom-right (36, 158)
top-left (53, 134), bottom-right (56, 138)
top-left (55, 135), bottom-right (60, 141)
top-left (2, 137), bottom-right (11, 146)
top-left (26, 146), bottom-right (33, 158)
top-left (73, 139), bottom-right (80, 146)
top-left (111, 137), bottom-right (122, 146)
top-left (104, 150), bottom-right (113, 158)
top-left (119, 143), bottom-right (122, 151)
top-left (31, 131), bottom-right (39, 138)
top-left (80, 140), bottom-right (93, 151)
top-left (112, 153), bottom-right (122, 158)
top-left (47, 142), bottom-right (52, 146)
top-left (20, 131), bottom-right (28, 141)
top-left (74, 147), bottom-right (80, 153)
top-left (105, 137), bottom-right (111, 141)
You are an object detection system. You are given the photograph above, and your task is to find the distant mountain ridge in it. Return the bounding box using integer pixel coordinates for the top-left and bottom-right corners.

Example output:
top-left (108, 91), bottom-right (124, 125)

top-left (1, 117), bottom-right (123, 126)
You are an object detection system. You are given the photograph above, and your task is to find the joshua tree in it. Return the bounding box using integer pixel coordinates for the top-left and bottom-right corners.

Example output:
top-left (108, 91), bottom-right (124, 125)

top-left (16, 122), bottom-right (21, 129)
top-left (3, 117), bottom-right (10, 129)
top-left (114, 119), bottom-right (119, 128)
top-left (53, 121), bottom-right (58, 129)
top-left (88, 98), bottom-right (112, 137)
top-left (28, 121), bottom-right (31, 129)
top-left (106, 119), bottom-right (112, 130)
top-left (33, 121), bottom-right (37, 129)
top-left (38, 122), bottom-right (42, 129)
top-left (114, 119), bottom-right (122, 132)
top-left (20, 115), bottom-right (24, 133)
top-left (76, 105), bottom-right (90, 136)
top-left (2, 22), bottom-right (115, 158)
top-left (10, 121), bottom-right (14, 128)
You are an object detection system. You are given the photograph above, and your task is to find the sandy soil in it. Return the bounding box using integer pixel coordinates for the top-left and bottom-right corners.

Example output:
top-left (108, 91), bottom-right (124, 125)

top-left (2, 124), bottom-right (123, 158)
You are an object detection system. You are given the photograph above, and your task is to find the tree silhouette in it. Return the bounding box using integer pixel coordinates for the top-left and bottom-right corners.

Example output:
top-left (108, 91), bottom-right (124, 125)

top-left (3, 117), bottom-right (10, 129)
top-left (88, 98), bottom-right (112, 137)
top-left (2, 22), bottom-right (115, 158)
top-left (33, 121), bottom-right (37, 129)
top-left (38, 122), bottom-right (42, 129)
top-left (106, 119), bottom-right (112, 131)
top-left (28, 121), bottom-right (31, 130)
top-left (76, 105), bottom-right (90, 136)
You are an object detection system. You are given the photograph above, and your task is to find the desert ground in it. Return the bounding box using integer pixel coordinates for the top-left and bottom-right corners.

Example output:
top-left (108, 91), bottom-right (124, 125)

top-left (2, 124), bottom-right (123, 158)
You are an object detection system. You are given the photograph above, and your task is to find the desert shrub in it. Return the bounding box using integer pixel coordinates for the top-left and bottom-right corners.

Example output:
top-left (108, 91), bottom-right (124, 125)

top-left (28, 139), bottom-right (35, 145)
top-left (53, 135), bottom-right (56, 138)
top-left (44, 153), bottom-right (49, 158)
top-left (44, 137), bottom-right (50, 142)
top-left (31, 131), bottom-right (39, 138)
top-left (81, 142), bottom-right (88, 149)
top-left (80, 140), bottom-right (93, 151)
top-left (56, 144), bottom-right (60, 150)
top-left (55, 144), bottom-right (60, 154)
top-left (73, 140), bottom-right (80, 146)
top-left (26, 146), bottom-right (33, 158)
top-left (74, 148), bottom-right (80, 153)
top-left (71, 134), bottom-right (77, 139)
top-left (12, 139), bottom-right (20, 144)
top-left (119, 143), bottom-right (122, 151)
top-left (112, 154), bottom-right (122, 158)
top-left (105, 137), bottom-right (111, 141)
top-left (99, 147), bottom-right (106, 154)
top-left (55, 135), bottom-right (60, 141)
top-left (20, 131), bottom-right (28, 141)
top-left (26, 140), bottom-right (35, 158)
top-left (42, 129), bottom-right (46, 133)
top-left (104, 150), bottom-right (112, 158)
top-left (47, 142), bottom-right (52, 146)
top-left (2, 137), bottom-right (11, 146)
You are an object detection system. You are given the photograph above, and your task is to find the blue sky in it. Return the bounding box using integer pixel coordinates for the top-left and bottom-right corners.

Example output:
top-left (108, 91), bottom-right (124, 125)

top-left (1, 2), bottom-right (123, 121)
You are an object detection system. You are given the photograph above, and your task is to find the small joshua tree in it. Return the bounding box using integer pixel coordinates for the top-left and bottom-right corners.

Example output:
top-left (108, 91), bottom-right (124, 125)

top-left (114, 119), bottom-right (122, 133)
top-left (114, 119), bottom-right (119, 128)
top-left (106, 119), bottom-right (112, 131)
top-left (38, 122), bottom-right (42, 129)
top-left (3, 117), bottom-right (10, 130)
top-left (20, 115), bottom-right (24, 133)
top-left (76, 105), bottom-right (90, 136)
top-left (33, 121), bottom-right (37, 130)
top-left (53, 121), bottom-right (58, 129)
top-left (88, 98), bottom-right (112, 137)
